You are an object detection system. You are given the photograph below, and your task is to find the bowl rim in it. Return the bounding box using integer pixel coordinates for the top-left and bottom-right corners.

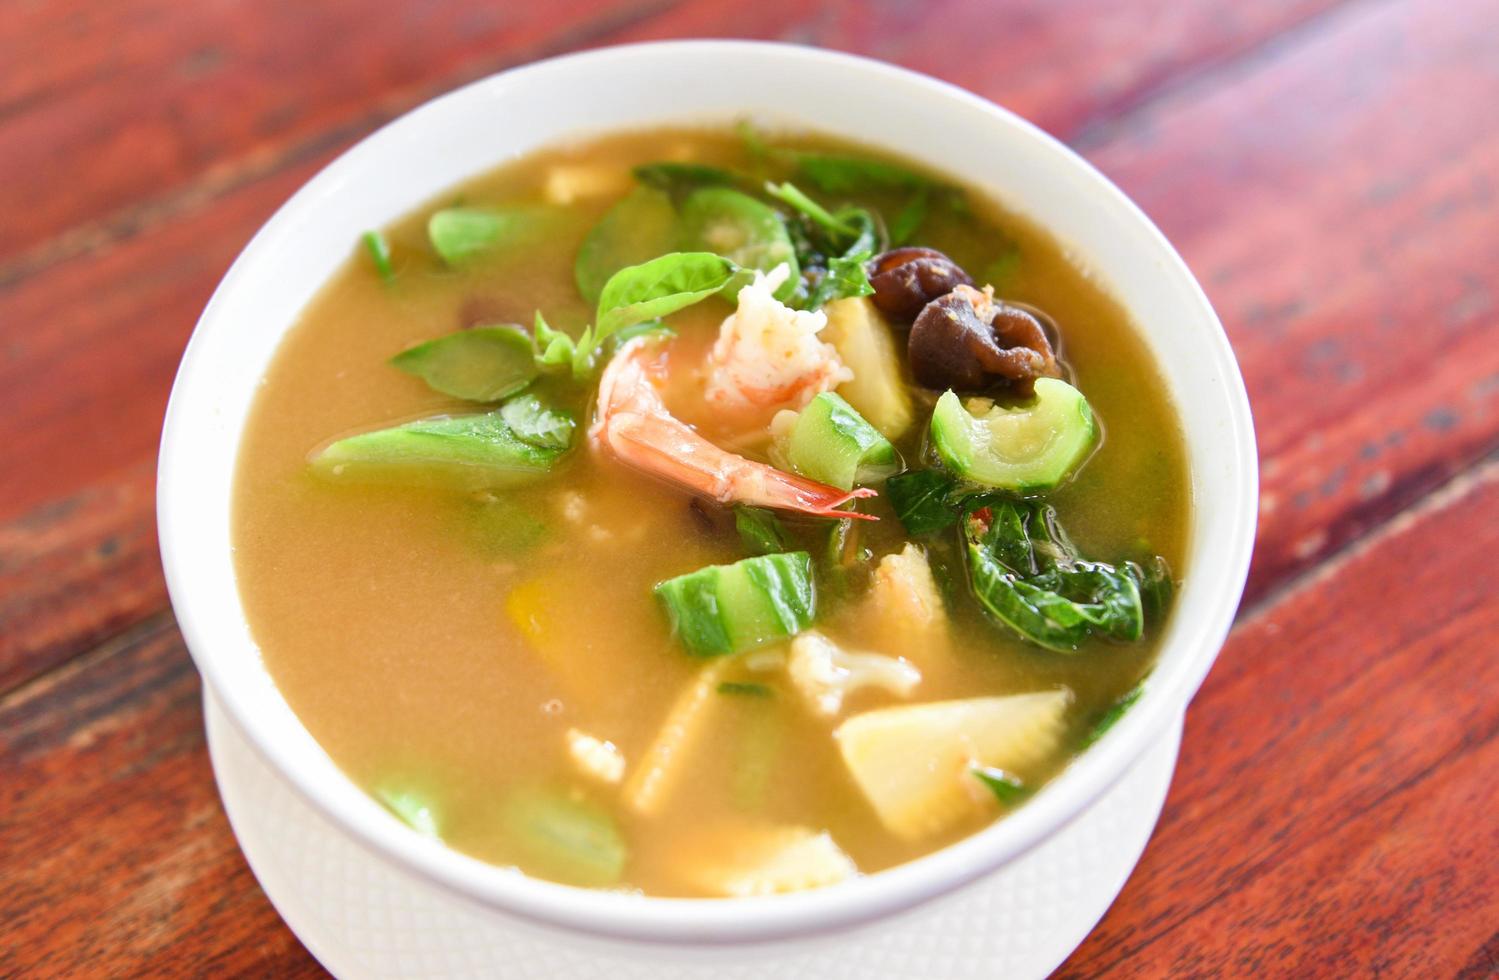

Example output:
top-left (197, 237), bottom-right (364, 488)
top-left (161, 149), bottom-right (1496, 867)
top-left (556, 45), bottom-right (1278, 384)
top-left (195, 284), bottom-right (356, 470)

top-left (158, 39), bottom-right (1257, 945)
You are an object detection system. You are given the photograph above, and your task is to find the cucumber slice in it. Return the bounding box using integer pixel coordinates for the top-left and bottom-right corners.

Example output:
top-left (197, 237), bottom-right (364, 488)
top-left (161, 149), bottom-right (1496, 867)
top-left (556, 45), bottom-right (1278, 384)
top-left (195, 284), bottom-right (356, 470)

top-left (929, 379), bottom-right (1096, 492)
top-left (654, 552), bottom-right (816, 657)
top-left (310, 409), bottom-right (568, 490)
top-left (498, 787), bottom-right (627, 887)
top-left (782, 392), bottom-right (899, 490)
top-left (678, 188), bottom-right (798, 302)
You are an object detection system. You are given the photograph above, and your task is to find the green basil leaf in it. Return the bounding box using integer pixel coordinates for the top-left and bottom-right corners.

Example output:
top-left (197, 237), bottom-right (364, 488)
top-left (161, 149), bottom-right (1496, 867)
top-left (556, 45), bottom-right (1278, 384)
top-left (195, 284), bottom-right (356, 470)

top-left (885, 469), bottom-right (964, 536)
top-left (889, 185), bottom-right (930, 246)
top-left (803, 248), bottom-right (874, 311)
top-left (500, 394), bottom-right (576, 451)
top-left (632, 162), bottom-right (742, 202)
top-left (1083, 683), bottom-right (1145, 748)
top-left (594, 251), bottom-right (737, 343)
top-left (428, 207), bottom-right (542, 265)
top-left (531, 311), bottom-right (578, 371)
top-left (391, 326), bottom-right (538, 402)
top-left (792, 153), bottom-right (930, 193)
top-left (574, 186), bottom-right (679, 304)
top-left (764, 181), bottom-right (857, 238)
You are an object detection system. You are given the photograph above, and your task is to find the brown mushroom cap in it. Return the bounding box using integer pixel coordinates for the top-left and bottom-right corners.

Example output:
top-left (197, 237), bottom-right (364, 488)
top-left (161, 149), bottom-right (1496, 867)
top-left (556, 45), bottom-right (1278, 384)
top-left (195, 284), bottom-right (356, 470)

top-left (867, 247), bottom-right (974, 323)
top-left (908, 286), bottom-right (1060, 397)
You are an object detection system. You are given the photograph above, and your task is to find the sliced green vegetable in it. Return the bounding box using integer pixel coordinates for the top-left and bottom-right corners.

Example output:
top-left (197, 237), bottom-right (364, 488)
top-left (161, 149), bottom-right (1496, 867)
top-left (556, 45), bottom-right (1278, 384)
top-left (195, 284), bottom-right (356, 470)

top-left (376, 785), bottom-right (440, 837)
top-left (574, 186), bottom-right (678, 304)
top-left (930, 379), bottom-right (1098, 493)
top-left (718, 681), bottom-right (773, 698)
top-left (679, 188), bottom-right (798, 301)
top-left (310, 408), bottom-right (569, 490)
top-left (1083, 683), bottom-right (1145, 748)
top-left (498, 787), bottom-right (626, 887)
top-left (362, 230), bottom-right (394, 282)
top-left (735, 506), bottom-right (792, 556)
top-left (500, 394), bottom-right (575, 450)
top-left (391, 326), bottom-right (537, 402)
top-left (654, 551), bottom-right (816, 657)
top-left (884, 468), bottom-right (965, 536)
top-left (780, 392), bottom-right (898, 490)
top-left (964, 500), bottom-right (1147, 652)
top-left (594, 251), bottom-right (738, 344)
top-left (428, 207), bottom-right (541, 265)
top-left (971, 766), bottom-right (1028, 806)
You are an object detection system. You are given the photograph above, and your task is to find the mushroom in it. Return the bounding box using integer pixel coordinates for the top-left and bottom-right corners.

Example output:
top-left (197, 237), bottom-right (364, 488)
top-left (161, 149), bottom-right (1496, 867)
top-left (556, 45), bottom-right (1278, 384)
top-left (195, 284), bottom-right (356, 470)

top-left (867, 248), bottom-right (974, 322)
top-left (908, 284), bottom-right (1059, 396)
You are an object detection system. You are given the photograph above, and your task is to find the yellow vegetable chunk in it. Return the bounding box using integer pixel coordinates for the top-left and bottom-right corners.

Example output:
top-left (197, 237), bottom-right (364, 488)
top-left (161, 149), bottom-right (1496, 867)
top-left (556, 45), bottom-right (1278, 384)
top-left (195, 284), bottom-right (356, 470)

top-left (821, 297), bottom-right (915, 439)
top-left (622, 660), bottom-right (728, 816)
top-left (834, 690), bottom-right (1072, 840)
top-left (675, 821), bottom-right (857, 897)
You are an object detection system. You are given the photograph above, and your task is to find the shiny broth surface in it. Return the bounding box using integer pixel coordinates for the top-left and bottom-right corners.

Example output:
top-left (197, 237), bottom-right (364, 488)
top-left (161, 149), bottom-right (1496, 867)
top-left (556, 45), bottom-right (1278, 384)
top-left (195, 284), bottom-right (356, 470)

top-left (232, 128), bottom-right (1189, 896)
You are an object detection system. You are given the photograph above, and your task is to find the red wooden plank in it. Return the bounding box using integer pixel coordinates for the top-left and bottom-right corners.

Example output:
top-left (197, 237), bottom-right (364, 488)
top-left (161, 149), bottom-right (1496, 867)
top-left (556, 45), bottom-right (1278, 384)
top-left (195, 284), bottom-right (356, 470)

top-left (0, 0), bottom-right (1338, 276)
top-left (1083, 0), bottom-right (1499, 604)
top-left (1060, 461), bottom-right (1499, 976)
top-left (2, 466), bottom-right (1490, 976)
top-left (0, 0), bottom-right (1347, 691)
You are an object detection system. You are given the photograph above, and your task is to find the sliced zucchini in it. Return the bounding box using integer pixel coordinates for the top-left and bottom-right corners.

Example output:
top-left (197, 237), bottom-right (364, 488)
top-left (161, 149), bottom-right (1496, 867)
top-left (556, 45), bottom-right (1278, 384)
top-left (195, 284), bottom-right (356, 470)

top-left (820, 297), bottom-right (915, 439)
top-left (833, 690), bottom-right (1072, 840)
top-left (678, 187), bottom-right (798, 301)
top-left (929, 379), bottom-right (1097, 492)
top-left (654, 552), bottom-right (815, 657)
top-left (310, 409), bottom-right (568, 490)
top-left (779, 392), bottom-right (898, 490)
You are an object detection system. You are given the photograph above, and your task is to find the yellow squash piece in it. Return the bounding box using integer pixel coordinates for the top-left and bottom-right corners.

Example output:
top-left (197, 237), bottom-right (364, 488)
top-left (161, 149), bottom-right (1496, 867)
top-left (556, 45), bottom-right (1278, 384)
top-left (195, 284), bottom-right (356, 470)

top-left (833, 691), bottom-right (1072, 840)
top-left (821, 297), bottom-right (914, 439)
top-left (676, 821), bottom-right (857, 897)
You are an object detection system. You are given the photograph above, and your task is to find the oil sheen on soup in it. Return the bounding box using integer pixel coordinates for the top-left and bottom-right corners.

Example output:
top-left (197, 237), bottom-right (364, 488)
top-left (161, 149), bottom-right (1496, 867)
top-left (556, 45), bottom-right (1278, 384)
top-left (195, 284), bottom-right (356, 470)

top-left (232, 127), bottom-right (1190, 897)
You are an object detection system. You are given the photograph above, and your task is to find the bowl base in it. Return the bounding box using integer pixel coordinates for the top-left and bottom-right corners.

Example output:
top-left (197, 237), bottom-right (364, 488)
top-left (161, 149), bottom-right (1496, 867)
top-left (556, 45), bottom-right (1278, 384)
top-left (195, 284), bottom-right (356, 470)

top-left (205, 689), bottom-right (1180, 979)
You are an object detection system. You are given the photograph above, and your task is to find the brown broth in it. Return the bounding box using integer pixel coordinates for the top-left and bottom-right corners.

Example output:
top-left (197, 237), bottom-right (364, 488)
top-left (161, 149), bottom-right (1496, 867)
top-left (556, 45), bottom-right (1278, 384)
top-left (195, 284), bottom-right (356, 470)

top-left (232, 127), bottom-right (1190, 896)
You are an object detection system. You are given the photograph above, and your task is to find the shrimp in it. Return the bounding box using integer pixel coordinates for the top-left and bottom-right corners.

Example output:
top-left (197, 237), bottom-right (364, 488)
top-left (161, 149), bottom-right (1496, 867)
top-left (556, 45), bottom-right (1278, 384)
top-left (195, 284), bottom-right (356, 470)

top-left (703, 264), bottom-right (852, 422)
top-left (592, 337), bottom-right (876, 519)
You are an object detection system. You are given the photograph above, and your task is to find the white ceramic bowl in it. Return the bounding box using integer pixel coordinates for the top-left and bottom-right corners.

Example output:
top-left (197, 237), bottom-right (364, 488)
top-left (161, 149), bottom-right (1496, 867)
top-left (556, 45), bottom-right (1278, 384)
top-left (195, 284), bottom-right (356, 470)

top-left (159, 40), bottom-right (1256, 947)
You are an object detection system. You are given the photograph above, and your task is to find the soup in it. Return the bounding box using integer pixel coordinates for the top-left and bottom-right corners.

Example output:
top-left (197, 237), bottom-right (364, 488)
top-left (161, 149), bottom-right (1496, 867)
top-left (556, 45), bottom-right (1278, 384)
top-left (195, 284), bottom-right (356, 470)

top-left (232, 126), bottom-right (1189, 897)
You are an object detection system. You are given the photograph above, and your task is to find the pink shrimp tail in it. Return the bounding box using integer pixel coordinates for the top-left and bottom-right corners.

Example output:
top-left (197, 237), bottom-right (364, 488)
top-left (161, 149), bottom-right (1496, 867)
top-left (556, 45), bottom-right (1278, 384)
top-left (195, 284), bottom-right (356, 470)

top-left (592, 339), bottom-right (878, 520)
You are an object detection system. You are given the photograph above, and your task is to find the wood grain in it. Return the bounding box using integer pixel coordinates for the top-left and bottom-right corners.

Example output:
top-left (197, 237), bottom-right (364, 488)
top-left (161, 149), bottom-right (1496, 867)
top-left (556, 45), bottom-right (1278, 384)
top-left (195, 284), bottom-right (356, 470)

top-left (1060, 460), bottom-right (1499, 977)
top-left (3, 0), bottom-right (1498, 973)
top-left (0, 0), bottom-right (1353, 692)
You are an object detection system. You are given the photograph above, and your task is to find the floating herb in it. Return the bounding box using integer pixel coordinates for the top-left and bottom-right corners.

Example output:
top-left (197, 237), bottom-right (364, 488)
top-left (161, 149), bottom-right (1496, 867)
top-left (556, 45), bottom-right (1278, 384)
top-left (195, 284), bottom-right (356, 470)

top-left (735, 506), bottom-right (792, 556)
top-left (362, 230), bottom-right (395, 282)
top-left (717, 681), bottom-right (774, 698)
top-left (390, 326), bottom-right (538, 402)
top-left (971, 766), bottom-right (1028, 806)
top-left (500, 394), bottom-right (576, 451)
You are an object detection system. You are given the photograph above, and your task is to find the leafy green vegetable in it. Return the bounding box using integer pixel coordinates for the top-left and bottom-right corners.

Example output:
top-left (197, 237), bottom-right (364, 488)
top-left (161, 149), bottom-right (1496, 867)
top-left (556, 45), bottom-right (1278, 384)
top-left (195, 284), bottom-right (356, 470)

top-left (574, 186), bottom-right (678, 304)
top-left (971, 766), bottom-right (1028, 806)
top-left (981, 245), bottom-right (1022, 286)
top-left (884, 469), bottom-right (968, 536)
top-left (390, 326), bottom-right (537, 402)
top-left (594, 251), bottom-right (738, 343)
top-left (888, 185), bottom-right (929, 246)
top-left (362, 230), bottom-right (394, 282)
top-left (803, 248), bottom-right (874, 311)
top-left (718, 681), bottom-right (773, 698)
top-left (1083, 683), bottom-right (1145, 748)
top-left (310, 407), bottom-right (570, 490)
top-left (964, 501), bottom-right (1148, 652)
top-left (632, 162), bottom-right (741, 202)
top-left (791, 153), bottom-right (930, 193)
top-left (499, 394), bottom-right (575, 450)
top-left (654, 551), bottom-right (816, 657)
top-left (498, 787), bottom-right (626, 887)
top-left (530, 311), bottom-right (580, 373)
top-left (1130, 556), bottom-right (1175, 622)
top-left (428, 207), bottom-right (542, 265)
top-left (735, 506), bottom-right (792, 556)
top-left (678, 188), bottom-right (798, 301)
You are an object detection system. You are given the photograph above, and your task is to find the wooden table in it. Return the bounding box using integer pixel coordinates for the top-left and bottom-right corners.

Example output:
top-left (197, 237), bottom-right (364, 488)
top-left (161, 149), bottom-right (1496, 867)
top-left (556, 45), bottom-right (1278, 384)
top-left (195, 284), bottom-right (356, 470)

top-left (3, 1), bottom-right (1496, 975)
